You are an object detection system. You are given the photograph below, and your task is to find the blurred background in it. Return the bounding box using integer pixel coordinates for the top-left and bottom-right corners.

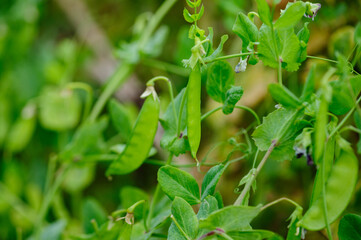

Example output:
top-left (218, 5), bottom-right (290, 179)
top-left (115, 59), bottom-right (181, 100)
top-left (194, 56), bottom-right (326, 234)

top-left (0, 0), bottom-right (361, 239)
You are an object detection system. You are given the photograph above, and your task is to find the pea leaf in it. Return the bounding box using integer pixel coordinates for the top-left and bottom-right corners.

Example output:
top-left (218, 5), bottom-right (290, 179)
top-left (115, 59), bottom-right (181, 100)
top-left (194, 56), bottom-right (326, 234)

top-left (268, 83), bottom-right (301, 108)
top-left (143, 25), bottom-right (169, 58)
top-left (82, 198), bottom-right (107, 234)
top-left (199, 205), bottom-right (261, 232)
top-left (232, 12), bottom-right (259, 51)
top-left (197, 196), bottom-right (219, 219)
top-left (160, 88), bottom-right (190, 156)
top-left (158, 165), bottom-right (200, 205)
top-left (183, 8), bottom-right (195, 23)
top-left (28, 220), bottom-right (67, 240)
top-left (255, 0), bottom-right (272, 26)
top-left (201, 164), bottom-right (226, 200)
top-left (252, 108), bottom-right (305, 161)
top-left (338, 214), bottom-right (361, 240)
top-left (275, 2), bottom-right (306, 29)
top-left (108, 99), bottom-right (132, 141)
top-left (171, 197), bottom-right (199, 239)
top-left (207, 61), bottom-right (235, 103)
top-left (222, 86), bottom-right (244, 115)
top-left (297, 23), bottom-right (310, 63)
top-left (203, 34), bottom-right (229, 63)
top-left (258, 25), bottom-right (301, 72)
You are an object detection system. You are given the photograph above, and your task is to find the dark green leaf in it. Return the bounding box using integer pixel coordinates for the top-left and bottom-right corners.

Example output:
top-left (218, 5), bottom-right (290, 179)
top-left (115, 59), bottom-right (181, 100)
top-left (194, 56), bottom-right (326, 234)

top-left (158, 166), bottom-right (200, 205)
top-left (252, 108), bottom-right (304, 161)
top-left (268, 83), bottom-right (301, 108)
top-left (222, 86), bottom-right (244, 114)
top-left (201, 164), bottom-right (226, 200)
top-left (275, 2), bottom-right (306, 29)
top-left (206, 61), bottom-right (235, 103)
top-left (171, 197), bottom-right (199, 239)
top-left (338, 214), bottom-right (361, 240)
top-left (199, 205), bottom-right (261, 232)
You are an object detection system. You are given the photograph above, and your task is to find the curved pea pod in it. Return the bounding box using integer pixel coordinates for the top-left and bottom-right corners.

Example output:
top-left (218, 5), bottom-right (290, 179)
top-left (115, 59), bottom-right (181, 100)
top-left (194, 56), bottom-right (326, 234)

top-left (106, 92), bottom-right (160, 176)
top-left (268, 83), bottom-right (301, 108)
top-left (222, 86), bottom-right (243, 115)
top-left (299, 150), bottom-right (358, 231)
top-left (187, 68), bottom-right (201, 159)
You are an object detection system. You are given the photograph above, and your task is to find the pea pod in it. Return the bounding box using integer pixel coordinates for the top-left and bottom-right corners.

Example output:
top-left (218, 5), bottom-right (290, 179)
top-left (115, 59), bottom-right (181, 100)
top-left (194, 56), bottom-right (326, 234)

top-left (106, 91), bottom-right (159, 176)
top-left (187, 67), bottom-right (201, 159)
top-left (299, 149), bottom-right (358, 231)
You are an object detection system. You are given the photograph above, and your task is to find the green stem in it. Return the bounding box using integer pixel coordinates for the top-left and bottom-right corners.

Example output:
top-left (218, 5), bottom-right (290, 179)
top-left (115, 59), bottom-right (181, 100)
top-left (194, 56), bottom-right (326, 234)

top-left (142, 58), bottom-right (190, 77)
top-left (329, 94), bottom-right (361, 138)
top-left (200, 105), bottom-right (260, 125)
top-left (321, 142), bottom-right (333, 240)
top-left (44, 155), bottom-right (57, 193)
top-left (206, 52), bottom-right (254, 64)
top-left (35, 164), bottom-right (70, 239)
top-left (138, 0), bottom-right (178, 49)
top-left (260, 197), bottom-right (301, 211)
top-left (66, 82), bottom-right (94, 121)
top-left (146, 76), bottom-right (177, 131)
top-left (278, 59), bottom-right (282, 85)
top-left (176, 87), bottom-right (188, 136)
top-left (88, 63), bottom-right (133, 122)
top-left (234, 140), bottom-right (277, 206)
top-left (146, 154), bottom-right (173, 230)
top-left (306, 55), bottom-right (338, 64)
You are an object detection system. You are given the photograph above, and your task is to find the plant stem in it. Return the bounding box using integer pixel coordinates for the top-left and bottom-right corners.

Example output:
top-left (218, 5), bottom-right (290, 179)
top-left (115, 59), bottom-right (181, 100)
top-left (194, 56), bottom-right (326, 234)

top-left (200, 105), bottom-right (260, 125)
top-left (34, 164), bottom-right (70, 239)
top-left (321, 142), bottom-right (333, 240)
top-left (329, 94), bottom-right (361, 138)
top-left (206, 52), bottom-right (254, 63)
top-left (142, 58), bottom-right (190, 77)
top-left (138, 0), bottom-right (178, 49)
top-left (88, 63), bottom-right (133, 122)
top-left (306, 55), bottom-right (338, 64)
top-left (146, 154), bottom-right (173, 230)
top-left (260, 197), bottom-right (301, 211)
top-left (234, 140), bottom-right (277, 206)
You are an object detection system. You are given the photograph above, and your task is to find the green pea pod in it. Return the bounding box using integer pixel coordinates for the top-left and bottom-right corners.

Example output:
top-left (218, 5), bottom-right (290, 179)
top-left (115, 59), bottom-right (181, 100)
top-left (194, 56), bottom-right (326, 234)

top-left (187, 67), bottom-right (201, 159)
top-left (299, 150), bottom-right (358, 231)
top-left (268, 83), bottom-right (302, 108)
top-left (106, 93), bottom-right (159, 176)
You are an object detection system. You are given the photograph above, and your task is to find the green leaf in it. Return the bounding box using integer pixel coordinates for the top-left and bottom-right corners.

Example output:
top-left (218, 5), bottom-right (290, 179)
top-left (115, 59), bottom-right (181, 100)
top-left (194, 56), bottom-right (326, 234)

top-left (329, 81), bottom-right (354, 115)
top-left (297, 23), bottom-right (310, 63)
top-left (120, 186), bottom-right (148, 220)
top-left (197, 196), bottom-right (219, 219)
top-left (158, 166), bottom-right (200, 205)
top-left (201, 164), bottom-right (226, 200)
top-left (268, 83), bottom-right (301, 108)
top-left (63, 164), bottom-right (96, 193)
top-left (160, 88), bottom-right (190, 156)
top-left (338, 214), bottom-right (361, 240)
top-left (203, 34), bottom-right (229, 63)
top-left (275, 2), bottom-right (306, 29)
top-left (82, 198), bottom-right (107, 234)
top-left (60, 117), bottom-right (108, 161)
top-left (232, 12), bottom-right (259, 50)
top-left (143, 25), bottom-right (169, 58)
top-left (29, 220), bottom-right (67, 240)
top-left (206, 61), bottom-right (235, 103)
top-left (199, 205), bottom-right (261, 232)
top-left (171, 197), bottom-right (199, 239)
top-left (300, 65), bottom-right (315, 102)
top-left (222, 86), bottom-right (244, 115)
top-left (252, 108), bottom-right (304, 161)
top-left (168, 223), bottom-right (188, 240)
top-left (108, 99), bottom-right (132, 141)
top-left (39, 87), bottom-right (81, 131)
top-left (258, 25), bottom-right (301, 71)
top-left (228, 230), bottom-right (283, 240)
top-left (255, 0), bottom-right (272, 26)
top-left (183, 8), bottom-right (195, 23)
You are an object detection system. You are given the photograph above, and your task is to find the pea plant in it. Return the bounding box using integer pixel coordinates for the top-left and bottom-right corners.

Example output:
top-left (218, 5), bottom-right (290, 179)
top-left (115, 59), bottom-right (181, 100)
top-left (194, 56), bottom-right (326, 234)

top-left (1, 0), bottom-right (361, 239)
